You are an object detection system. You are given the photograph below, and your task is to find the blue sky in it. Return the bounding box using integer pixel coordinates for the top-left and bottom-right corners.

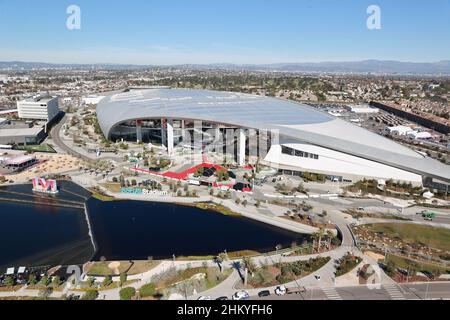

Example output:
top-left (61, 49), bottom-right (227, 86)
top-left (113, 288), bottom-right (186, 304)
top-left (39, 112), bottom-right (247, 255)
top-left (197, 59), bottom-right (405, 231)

top-left (0, 0), bottom-right (449, 64)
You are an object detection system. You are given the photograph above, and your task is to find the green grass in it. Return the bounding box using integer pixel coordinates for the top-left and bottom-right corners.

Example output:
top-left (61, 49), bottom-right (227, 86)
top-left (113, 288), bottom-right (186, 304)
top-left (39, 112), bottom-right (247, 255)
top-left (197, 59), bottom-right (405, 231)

top-left (91, 192), bottom-right (117, 202)
top-left (16, 144), bottom-right (56, 153)
top-left (365, 223), bottom-right (450, 252)
top-left (344, 209), bottom-right (412, 221)
top-left (182, 202), bottom-right (241, 217)
top-left (386, 254), bottom-right (450, 274)
top-left (157, 267), bottom-right (232, 290)
top-left (175, 250), bottom-right (260, 261)
top-left (86, 260), bottom-right (160, 276)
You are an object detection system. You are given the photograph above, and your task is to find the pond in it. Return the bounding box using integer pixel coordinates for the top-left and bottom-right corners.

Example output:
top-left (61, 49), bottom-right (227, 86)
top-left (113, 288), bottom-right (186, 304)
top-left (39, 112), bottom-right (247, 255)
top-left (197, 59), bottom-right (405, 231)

top-left (0, 181), bottom-right (307, 269)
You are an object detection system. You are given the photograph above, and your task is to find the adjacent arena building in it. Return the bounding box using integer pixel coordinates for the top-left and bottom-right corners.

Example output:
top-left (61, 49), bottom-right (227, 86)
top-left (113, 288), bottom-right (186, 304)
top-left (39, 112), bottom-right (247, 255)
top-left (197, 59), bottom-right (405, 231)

top-left (97, 88), bottom-right (450, 186)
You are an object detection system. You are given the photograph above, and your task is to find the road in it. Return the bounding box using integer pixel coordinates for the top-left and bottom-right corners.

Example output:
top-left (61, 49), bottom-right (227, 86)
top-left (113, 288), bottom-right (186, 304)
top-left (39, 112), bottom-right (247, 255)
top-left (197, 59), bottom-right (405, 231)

top-left (251, 282), bottom-right (450, 300)
top-left (50, 114), bottom-right (121, 162)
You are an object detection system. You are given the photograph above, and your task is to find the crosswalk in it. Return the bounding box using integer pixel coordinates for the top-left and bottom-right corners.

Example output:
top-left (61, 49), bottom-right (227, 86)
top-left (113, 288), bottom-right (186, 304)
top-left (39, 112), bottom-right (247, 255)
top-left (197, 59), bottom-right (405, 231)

top-left (384, 284), bottom-right (406, 300)
top-left (322, 287), bottom-right (343, 300)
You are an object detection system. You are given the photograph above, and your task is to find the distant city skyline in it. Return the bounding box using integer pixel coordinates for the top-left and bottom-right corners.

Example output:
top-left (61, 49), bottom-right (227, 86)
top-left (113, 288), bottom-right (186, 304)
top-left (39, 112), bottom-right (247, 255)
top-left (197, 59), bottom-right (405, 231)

top-left (0, 0), bottom-right (449, 65)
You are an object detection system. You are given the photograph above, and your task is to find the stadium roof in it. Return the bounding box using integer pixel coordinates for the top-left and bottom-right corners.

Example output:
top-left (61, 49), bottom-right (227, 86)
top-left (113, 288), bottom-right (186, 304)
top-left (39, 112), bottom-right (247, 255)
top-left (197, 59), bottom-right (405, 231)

top-left (97, 88), bottom-right (450, 182)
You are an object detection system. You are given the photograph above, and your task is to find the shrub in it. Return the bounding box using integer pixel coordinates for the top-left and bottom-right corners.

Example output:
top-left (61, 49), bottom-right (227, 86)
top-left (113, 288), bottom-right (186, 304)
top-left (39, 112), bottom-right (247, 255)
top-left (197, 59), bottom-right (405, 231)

top-left (4, 276), bottom-right (14, 287)
top-left (102, 275), bottom-right (113, 287)
top-left (139, 283), bottom-right (156, 298)
top-left (82, 289), bottom-right (99, 300)
top-left (119, 287), bottom-right (136, 300)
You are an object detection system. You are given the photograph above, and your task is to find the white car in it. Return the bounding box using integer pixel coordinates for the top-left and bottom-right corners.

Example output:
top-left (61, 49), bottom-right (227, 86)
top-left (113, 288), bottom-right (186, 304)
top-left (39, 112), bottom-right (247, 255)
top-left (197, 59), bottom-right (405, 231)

top-left (197, 296), bottom-right (211, 301)
top-left (232, 290), bottom-right (250, 300)
top-left (274, 285), bottom-right (287, 296)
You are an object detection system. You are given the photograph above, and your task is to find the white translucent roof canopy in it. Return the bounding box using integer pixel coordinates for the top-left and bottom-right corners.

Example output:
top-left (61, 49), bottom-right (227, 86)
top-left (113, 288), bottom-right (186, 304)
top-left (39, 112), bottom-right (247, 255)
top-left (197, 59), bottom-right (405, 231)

top-left (97, 88), bottom-right (450, 182)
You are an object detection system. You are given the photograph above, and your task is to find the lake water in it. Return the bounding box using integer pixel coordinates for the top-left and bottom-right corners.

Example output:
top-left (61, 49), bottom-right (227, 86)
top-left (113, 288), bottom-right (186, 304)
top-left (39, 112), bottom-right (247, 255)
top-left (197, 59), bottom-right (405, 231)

top-left (0, 182), bottom-right (307, 269)
top-left (88, 199), bottom-right (308, 261)
top-left (0, 201), bottom-right (94, 270)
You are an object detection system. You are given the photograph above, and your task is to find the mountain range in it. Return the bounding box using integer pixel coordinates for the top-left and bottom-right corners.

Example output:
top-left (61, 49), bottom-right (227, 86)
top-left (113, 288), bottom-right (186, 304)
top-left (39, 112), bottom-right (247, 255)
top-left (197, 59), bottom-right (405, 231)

top-left (1, 60), bottom-right (450, 75)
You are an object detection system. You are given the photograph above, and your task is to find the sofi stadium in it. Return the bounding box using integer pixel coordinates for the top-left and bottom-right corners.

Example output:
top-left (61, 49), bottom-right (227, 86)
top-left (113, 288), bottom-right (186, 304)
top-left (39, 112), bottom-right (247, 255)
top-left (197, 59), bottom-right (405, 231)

top-left (97, 88), bottom-right (450, 186)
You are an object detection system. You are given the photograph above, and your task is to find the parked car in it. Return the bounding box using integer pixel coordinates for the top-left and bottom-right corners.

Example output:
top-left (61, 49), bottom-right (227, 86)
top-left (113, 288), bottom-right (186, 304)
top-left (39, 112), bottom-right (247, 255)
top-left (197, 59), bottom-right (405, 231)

top-left (197, 296), bottom-right (211, 301)
top-left (286, 286), bottom-right (306, 295)
top-left (232, 290), bottom-right (250, 300)
top-left (215, 296), bottom-right (229, 300)
top-left (274, 285), bottom-right (287, 296)
top-left (258, 290), bottom-right (271, 298)
top-left (421, 271), bottom-right (434, 280)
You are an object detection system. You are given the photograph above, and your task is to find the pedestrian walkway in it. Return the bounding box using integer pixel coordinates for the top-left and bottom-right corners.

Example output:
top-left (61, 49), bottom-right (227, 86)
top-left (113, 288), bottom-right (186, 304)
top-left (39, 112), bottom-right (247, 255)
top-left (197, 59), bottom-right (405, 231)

top-left (384, 284), bottom-right (406, 300)
top-left (322, 287), bottom-right (343, 300)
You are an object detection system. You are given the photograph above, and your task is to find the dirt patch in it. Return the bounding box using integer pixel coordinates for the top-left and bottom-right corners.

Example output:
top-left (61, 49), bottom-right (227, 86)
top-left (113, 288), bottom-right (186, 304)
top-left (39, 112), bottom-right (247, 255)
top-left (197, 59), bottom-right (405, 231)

top-left (364, 251), bottom-right (385, 262)
top-left (108, 262), bottom-right (121, 275)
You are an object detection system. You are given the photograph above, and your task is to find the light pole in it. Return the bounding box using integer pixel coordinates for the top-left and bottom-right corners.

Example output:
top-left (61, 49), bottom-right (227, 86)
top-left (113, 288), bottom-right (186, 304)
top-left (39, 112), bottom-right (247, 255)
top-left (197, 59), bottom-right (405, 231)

top-left (425, 279), bottom-right (430, 300)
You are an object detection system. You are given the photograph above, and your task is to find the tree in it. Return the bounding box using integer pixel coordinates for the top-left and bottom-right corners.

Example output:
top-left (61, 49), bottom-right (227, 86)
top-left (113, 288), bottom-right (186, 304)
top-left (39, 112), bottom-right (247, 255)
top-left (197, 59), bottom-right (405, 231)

top-left (28, 274), bottom-right (37, 286)
top-left (102, 275), bottom-right (113, 287)
top-left (52, 276), bottom-right (62, 288)
top-left (119, 287), bottom-right (136, 300)
top-left (87, 276), bottom-right (95, 287)
top-left (119, 273), bottom-right (127, 287)
top-left (195, 167), bottom-right (205, 177)
top-left (40, 275), bottom-right (50, 287)
top-left (317, 228), bottom-right (325, 253)
top-left (139, 283), bottom-right (156, 298)
top-left (310, 232), bottom-right (319, 253)
top-left (242, 257), bottom-right (257, 275)
top-left (216, 169), bottom-right (229, 181)
top-left (4, 276), bottom-right (14, 287)
top-left (82, 289), bottom-right (99, 300)
top-left (326, 230), bottom-right (335, 250)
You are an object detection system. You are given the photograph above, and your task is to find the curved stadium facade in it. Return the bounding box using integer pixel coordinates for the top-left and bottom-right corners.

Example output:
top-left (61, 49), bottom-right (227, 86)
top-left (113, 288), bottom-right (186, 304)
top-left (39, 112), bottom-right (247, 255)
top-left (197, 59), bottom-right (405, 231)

top-left (97, 88), bottom-right (450, 185)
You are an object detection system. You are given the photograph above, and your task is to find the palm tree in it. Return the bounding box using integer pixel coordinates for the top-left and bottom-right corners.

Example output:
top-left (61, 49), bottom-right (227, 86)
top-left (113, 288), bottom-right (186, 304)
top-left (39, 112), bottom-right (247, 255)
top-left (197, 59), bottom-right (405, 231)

top-left (317, 228), bottom-right (325, 253)
top-left (310, 232), bottom-right (319, 253)
top-left (326, 230), bottom-right (335, 250)
top-left (242, 257), bottom-right (257, 276)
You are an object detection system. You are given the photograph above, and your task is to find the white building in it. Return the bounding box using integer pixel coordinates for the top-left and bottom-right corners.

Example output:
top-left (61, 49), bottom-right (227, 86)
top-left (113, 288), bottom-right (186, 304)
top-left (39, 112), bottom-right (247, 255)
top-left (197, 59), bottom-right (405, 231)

top-left (386, 125), bottom-right (415, 136)
top-left (407, 131), bottom-right (432, 140)
top-left (17, 95), bottom-right (59, 122)
top-left (346, 105), bottom-right (379, 114)
top-left (82, 95), bottom-right (105, 105)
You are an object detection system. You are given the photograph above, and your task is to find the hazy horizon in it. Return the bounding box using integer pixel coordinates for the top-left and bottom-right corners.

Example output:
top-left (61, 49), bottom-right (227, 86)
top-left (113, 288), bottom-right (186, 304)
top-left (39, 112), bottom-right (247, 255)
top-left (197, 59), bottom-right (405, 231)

top-left (0, 0), bottom-right (449, 65)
